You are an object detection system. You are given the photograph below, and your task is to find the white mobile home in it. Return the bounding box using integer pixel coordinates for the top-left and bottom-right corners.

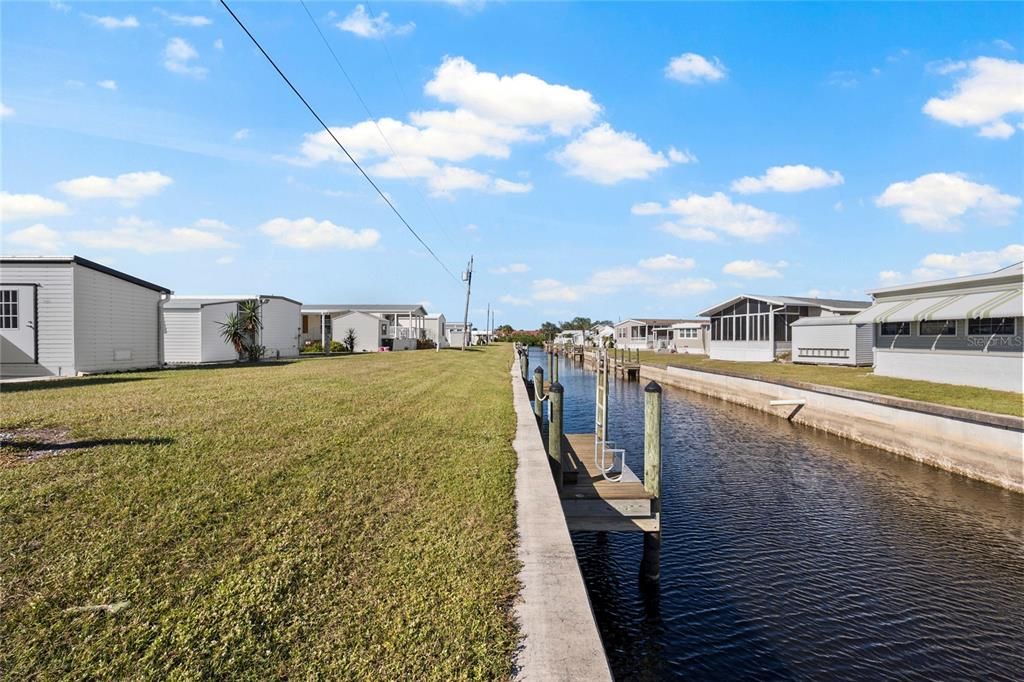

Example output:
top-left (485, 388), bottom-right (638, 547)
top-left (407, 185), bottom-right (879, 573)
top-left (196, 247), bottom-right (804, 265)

top-left (613, 318), bottom-right (700, 351)
top-left (162, 295), bottom-right (302, 364)
top-left (791, 316), bottom-right (873, 366)
top-left (699, 295), bottom-right (870, 362)
top-left (330, 310), bottom-right (384, 352)
top-left (0, 256), bottom-right (171, 378)
top-left (852, 263), bottom-right (1023, 392)
top-left (423, 314), bottom-right (448, 349)
top-left (445, 321), bottom-right (471, 348)
top-left (301, 304), bottom-right (428, 351)
top-left (668, 320), bottom-right (710, 355)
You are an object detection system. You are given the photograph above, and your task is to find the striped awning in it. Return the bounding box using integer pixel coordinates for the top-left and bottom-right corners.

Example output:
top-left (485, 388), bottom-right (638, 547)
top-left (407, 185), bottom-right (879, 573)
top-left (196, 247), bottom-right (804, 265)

top-left (852, 288), bottom-right (1023, 324)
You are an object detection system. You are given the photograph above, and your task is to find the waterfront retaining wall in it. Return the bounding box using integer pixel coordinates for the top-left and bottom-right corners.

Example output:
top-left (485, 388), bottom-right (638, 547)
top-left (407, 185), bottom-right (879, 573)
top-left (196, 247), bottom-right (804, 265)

top-left (509, 361), bottom-right (612, 681)
top-left (638, 363), bottom-right (1023, 493)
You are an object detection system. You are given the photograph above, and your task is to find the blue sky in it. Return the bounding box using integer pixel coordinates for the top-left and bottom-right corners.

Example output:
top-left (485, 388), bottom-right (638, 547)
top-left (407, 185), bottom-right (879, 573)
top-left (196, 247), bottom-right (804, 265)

top-left (2, 1), bottom-right (1022, 328)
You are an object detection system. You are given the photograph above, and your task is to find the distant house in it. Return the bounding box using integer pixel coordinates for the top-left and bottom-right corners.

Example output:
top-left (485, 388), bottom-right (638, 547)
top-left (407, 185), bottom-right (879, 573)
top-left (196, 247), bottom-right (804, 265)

top-left (301, 304), bottom-right (428, 351)
top-left (791, 316), bottom-right (874, 366)
top-left (852, 263), bottom-right (1023, 392)
top-left (162, 295), bottom-right (301, 364)
top-left (667, 320), bottom-right (710, 355)
top-left (613, 318), bottom-right (700, 350)
top-left (554, 329), bottom-right (587, 346)
top-left (698, 295), bottom-right (870, 362)
top-left (422, 314), bottom-right (448, 348)
top-left (592, 324), bottom-right (615, 346)
top-left (445, 321), bottom-right (471, 347)
top-left (0, 256), bottom-right (171, 378)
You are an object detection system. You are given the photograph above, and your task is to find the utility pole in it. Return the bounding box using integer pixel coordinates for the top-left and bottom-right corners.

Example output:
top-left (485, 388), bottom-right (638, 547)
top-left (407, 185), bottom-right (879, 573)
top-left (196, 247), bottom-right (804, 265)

top-left (486, 303), bottom-right (490, 345)
top-left (461, 255), bottom-right (473, 350)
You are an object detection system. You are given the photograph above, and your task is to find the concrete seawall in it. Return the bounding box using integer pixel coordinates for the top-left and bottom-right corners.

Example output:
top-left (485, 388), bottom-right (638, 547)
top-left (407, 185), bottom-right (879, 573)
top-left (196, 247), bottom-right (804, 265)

top-left (635, 363), bottom-right (1023, 493)
top-left (510, 362), bottom-right (612, 681)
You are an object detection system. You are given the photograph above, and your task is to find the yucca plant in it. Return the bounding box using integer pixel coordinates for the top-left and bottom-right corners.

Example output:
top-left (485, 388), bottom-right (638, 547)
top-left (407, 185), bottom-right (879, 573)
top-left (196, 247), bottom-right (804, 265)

top-left (217, 300), bottom-right (265, 362)
top-left (218, 312), bottom-right (248, 359)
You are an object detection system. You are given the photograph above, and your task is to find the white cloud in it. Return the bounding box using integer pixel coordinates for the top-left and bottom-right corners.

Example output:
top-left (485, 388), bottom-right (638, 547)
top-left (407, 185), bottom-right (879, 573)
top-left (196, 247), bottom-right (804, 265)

top-left (923, 57), bottom-right (1024, 138)
top-left (300, 113), bottom-right (525, 165)
top-left (70, 216), bottom-right (236, 254)
top-left (638, 254), bottom-right (695, 271)
top-left (425, 56), bottom-right (600, 135)
top-left (0, 192), bottom-right (71, 221)
top-left (634, 192), bottom-right (789, 241)
top-left (531, 278), bottom-right (581, 302)
top-left (655, 277), bottom-right (717, 296)
top-left (499, 294), bottom-right (531, 306)
top-left (491, 263), bottom-right (530, 274)
top-left (555, 124), bottom-right (674, 184)
top-left (492, 178), bottom-right (533, 194)
top-left (1, 102), bottom-right (14, 118)
top-left (659, 223), bottom-right (720, 242)
top-left (993, 39), bottom-right (1015, 52)
top-left (86, 15), bottom-right (139, 29)
top-left (668, 147), bottom-right (697, 164)
top-left (722, 259), bottom-right (787, 279)
top-left (979, 120), bottom-right (1015, 139)
top-left (918, 244), bottom-right (1024, 276)
top-left (826, 70), bottom-right (859, 88)
top-left (337, 4), bottom-right (414, 38)
top-left (259, 217), bottom-right (380, 249)
top-left (193, 218), bottom-right (232, 231)
top-left (164, 37), bottom-right (207, 78)
top-left (3, 224), bottom-right (64, 254)
top-left (56, 171), bottom-right (173, 202)
top-left (233, 128), bottom-right (250, 141)
top-left (665, 53), bottom-right (727, 84)
top-left (214, 38), bottom-right (224, 51)
top-left (216, 255), bottom-right (235, 265)
top-left (878, 244), bottom-right (1024, 284)
top-left (97, 79), bottom-right (118, 91)
top-left (731, 164), bottom-right (844, 194)
top-left (155, 9), bottom-right (212, 27)
top-left (49, 1), bottom-right (71, 12)
top-left (876, 172), bottom-right (1020, 230)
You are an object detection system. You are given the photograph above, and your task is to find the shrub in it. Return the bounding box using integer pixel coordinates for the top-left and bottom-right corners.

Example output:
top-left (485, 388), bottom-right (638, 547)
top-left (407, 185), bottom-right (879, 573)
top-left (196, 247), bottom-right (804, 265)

top-left (330, 340), bottom-right (347, 353)
top-left (303, 341), bottom-right (324, 353)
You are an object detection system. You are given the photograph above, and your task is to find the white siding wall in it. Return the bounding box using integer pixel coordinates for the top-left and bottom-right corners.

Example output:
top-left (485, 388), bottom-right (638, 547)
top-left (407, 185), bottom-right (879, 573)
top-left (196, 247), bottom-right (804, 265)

top-left (200, 302), bottom-right (239, 362)
top-left (73, 264), bottom-right (162, 373)
top-left (792, 324), bottom-right (858, 366)
top-left (875, 349), bottom-right (1023, 393)
top-left (260, 298), bottom-right (301, 358)
top-left (0, 262), bottom-right (75, 377)
top-left (162, 309), bottom-right (202, 364)
top-left (332, 311), bottom-right (381, 352)
top-left (709, 340), bottom-right (775, 362)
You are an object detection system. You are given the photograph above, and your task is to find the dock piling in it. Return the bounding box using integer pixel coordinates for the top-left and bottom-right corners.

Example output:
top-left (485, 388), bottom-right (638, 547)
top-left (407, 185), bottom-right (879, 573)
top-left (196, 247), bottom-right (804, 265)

top-left (641, 380), bottom-right (662, 582)
top-left (533, 366), bottom-right (544, 419)
top-left (548, 381), bottom-right (564, 490)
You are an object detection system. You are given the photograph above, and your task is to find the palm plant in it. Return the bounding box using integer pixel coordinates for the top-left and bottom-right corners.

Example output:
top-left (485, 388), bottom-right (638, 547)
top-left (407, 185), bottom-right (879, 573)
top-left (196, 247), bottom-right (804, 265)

top-left (218, 312), bottom-right (248, 358)
top-left (217, 300), bottom-right (265, 362)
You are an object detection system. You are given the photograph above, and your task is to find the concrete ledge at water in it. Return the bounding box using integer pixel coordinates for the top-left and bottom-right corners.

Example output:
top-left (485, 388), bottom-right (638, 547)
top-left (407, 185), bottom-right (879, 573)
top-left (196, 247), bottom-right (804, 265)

top-left (640, 363), bottom-right (1024, 494)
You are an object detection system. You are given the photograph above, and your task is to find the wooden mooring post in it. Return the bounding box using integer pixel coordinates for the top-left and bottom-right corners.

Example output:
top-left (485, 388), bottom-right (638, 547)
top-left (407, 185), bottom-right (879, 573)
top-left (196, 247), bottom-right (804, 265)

top-left (533, 366), bottom-right (544, 419)
top-left (641, 380), bottom-right (662, 582)
top-left (548, 381), bottom-right (564, 490)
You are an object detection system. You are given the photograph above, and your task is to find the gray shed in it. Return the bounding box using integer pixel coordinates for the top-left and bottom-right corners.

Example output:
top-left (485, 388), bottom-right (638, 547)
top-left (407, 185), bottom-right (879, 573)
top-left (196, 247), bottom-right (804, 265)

top-left (790, 316), bottom-right (873, 366)
top-left (0, 256), bottom-right (171, 378)
top-left (162, 295), bottom-right (302, 364)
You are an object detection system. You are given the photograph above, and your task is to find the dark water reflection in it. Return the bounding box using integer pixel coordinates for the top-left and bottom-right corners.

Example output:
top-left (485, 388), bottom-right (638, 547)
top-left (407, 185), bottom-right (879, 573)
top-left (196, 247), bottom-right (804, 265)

top-left (531, 349), bottom-right (1024, 680)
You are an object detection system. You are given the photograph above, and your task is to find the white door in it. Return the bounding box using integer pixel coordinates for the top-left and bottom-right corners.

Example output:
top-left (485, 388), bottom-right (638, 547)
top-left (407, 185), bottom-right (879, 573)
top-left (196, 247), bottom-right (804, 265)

top-left (0, 285), bottom-right (37, 364)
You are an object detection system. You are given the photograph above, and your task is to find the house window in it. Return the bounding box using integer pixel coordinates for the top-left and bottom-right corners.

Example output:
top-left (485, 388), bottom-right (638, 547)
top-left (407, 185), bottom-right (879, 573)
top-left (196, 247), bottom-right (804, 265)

top-left (302, 315), bottom-right (309, 334)
top-left (880, 321), bottom-right (909, 336)
top-left (968, 318), bottom-right (1014, 335)
top-left (920, 319), bottom-right (956, 336)
top-left (0, 289), bottom-right (19, 329)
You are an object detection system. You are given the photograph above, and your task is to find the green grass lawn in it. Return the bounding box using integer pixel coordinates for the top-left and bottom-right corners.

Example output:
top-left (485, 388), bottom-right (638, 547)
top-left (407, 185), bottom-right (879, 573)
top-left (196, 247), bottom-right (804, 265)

top-left (0, 346), bottom-right (519, 679)
top-left (632, 351), bottom-right (1024, 418)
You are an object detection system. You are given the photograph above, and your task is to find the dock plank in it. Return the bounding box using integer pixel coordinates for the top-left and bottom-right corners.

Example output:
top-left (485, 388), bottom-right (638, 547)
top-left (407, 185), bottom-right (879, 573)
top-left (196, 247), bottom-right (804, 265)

top-left (560, 433), bottom-right (654, 502)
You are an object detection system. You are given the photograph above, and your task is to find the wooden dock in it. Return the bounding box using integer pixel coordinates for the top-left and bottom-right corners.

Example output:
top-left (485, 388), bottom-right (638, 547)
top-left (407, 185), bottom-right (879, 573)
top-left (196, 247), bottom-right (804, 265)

top-left (559, 433), bottom-right (659, 532)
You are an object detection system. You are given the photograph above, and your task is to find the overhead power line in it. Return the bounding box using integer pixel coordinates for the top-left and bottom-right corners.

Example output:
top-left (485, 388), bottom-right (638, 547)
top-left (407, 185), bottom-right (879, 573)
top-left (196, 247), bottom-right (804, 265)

top-left (219, 0), bottom-right (459, 282)
top-left (296, 0), bottom-right (459, 251)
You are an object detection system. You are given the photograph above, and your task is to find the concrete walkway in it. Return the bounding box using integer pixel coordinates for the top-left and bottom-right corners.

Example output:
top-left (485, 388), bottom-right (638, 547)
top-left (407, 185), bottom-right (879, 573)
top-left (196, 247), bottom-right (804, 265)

top-left (510, 362), bottom-right (612, 681)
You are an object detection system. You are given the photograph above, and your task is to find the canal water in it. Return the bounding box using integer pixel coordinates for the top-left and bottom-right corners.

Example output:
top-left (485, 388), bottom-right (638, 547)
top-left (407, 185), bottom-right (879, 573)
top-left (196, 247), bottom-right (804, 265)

top-left (530, 349), bottom-right (1024, 680)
